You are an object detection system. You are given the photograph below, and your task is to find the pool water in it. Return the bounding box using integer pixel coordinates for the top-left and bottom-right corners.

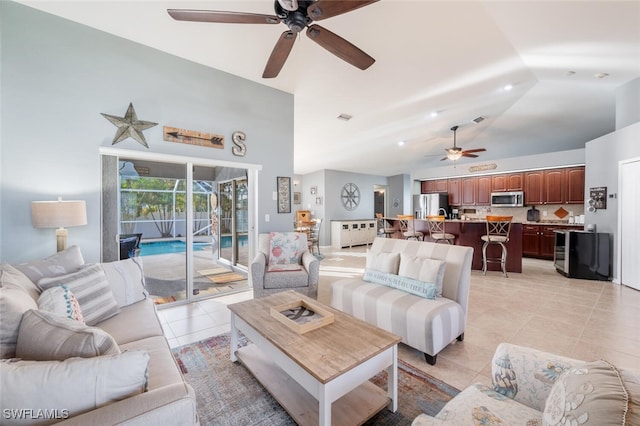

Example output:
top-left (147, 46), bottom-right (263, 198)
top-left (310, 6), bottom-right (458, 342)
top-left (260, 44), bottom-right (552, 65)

top-left (139, 240), bottom-right (209, 256)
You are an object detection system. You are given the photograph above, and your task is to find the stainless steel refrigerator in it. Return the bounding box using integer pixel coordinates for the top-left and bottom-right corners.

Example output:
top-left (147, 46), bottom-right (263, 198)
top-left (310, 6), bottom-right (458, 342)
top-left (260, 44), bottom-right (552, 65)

top-left (413, 193), bottom-right (450, 219)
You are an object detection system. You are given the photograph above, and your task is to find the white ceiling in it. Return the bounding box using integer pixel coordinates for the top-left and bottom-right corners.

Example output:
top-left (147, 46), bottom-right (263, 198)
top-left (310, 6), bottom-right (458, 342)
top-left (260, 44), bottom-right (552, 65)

top-left (17, 1), bottom-right (640, 176)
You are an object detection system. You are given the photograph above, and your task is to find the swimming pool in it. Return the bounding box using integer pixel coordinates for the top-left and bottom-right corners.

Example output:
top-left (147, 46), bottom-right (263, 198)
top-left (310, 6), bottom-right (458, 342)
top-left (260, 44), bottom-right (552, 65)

top-left (139, 240), bottom-right (210, 256)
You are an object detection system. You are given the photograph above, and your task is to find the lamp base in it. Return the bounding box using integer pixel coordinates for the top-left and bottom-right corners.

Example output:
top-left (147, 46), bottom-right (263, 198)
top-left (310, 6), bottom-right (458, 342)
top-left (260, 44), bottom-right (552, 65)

top-left (56, 227), bottom-right (68, 252)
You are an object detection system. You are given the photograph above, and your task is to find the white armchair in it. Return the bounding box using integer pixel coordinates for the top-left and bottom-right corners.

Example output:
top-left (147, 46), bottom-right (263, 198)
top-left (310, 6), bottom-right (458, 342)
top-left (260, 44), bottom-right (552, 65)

top-left (251, 232), bottom-right (319, 299)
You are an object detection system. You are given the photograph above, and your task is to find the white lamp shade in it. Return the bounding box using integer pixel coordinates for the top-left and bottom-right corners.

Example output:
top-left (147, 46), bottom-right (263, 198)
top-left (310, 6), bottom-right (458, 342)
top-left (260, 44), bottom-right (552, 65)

top-left (31, 200), bottom-right (87, 228)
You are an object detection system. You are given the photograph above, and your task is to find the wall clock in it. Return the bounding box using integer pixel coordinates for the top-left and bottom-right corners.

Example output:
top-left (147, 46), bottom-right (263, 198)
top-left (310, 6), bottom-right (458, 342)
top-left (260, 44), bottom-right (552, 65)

top-left (341, 183), bottom-right (360, 211)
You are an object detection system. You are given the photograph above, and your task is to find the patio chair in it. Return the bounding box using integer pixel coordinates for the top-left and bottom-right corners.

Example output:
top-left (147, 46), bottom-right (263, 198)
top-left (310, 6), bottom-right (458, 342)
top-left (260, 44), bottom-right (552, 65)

top-left (119, 233), bottom-right (142, 260)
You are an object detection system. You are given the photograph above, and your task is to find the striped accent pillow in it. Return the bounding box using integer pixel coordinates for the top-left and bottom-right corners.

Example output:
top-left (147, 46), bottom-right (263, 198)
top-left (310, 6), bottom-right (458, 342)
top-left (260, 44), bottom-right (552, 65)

top-left (16, 309), bottom-right (120, 361)
top-left (37, 264), bottom-right (119, 326)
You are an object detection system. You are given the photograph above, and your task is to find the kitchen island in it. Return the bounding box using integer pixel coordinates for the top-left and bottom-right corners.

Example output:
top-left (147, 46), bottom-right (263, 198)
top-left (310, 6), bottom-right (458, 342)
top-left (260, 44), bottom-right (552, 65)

top-left (381, 217), bottom-right (523, 273)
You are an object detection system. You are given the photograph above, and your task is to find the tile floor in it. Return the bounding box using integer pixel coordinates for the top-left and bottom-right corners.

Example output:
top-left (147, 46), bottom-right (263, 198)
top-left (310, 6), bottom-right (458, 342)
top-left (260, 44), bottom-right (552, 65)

top-left (158, 243), bottom-right (640, 391)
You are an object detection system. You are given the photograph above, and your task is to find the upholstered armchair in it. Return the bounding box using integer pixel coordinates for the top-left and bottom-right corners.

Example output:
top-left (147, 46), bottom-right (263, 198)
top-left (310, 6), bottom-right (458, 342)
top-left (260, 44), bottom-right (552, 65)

top-left (251, 232), bottom-right (320, 299)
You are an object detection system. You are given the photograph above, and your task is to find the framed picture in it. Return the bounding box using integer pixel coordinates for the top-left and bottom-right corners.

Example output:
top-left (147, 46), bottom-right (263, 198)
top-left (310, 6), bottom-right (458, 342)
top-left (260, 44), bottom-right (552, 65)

top-left (316, 197), bottom-right (322, 205)
top-left (277, 176), bottom-right (291, 214)
top-left (293, 191), bottom-right (301, 204)
top-left (310, 186), bottom-right (317, 195)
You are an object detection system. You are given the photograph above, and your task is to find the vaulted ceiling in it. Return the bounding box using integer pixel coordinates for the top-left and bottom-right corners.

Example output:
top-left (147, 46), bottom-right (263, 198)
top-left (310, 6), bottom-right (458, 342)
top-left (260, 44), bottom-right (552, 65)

top-left (16, 1), bottom-right (640, 176)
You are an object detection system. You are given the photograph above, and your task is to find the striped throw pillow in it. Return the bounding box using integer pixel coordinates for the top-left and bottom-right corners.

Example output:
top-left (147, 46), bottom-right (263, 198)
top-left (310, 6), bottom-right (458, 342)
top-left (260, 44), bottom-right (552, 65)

top-left (37, 264), bottom-right (119, 326)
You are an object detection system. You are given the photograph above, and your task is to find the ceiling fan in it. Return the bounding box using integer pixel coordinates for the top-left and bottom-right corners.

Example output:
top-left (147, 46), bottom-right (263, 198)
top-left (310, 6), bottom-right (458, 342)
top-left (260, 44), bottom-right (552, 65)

top-left (441, 125), bottom-right (486, 161)
top-left (167, 0), bottom-right (378, 78)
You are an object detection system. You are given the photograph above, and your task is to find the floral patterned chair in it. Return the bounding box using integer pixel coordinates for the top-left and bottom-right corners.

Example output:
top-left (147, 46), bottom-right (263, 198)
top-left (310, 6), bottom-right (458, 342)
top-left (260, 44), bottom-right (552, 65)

top-left (413, 343), bottom-right (639, 425)
top-left (250, 232), bottom-right (320, 299)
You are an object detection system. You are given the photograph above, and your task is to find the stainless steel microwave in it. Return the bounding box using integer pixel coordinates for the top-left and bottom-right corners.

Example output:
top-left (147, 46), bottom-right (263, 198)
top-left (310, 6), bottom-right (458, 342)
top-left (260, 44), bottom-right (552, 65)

top-left (490, 191), bottom-right (524, 207)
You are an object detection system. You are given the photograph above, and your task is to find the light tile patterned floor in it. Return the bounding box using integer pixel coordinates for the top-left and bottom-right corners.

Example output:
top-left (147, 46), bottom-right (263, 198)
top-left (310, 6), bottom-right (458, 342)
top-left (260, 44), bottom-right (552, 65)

top-left (160, 243), bottom-right (640, 391)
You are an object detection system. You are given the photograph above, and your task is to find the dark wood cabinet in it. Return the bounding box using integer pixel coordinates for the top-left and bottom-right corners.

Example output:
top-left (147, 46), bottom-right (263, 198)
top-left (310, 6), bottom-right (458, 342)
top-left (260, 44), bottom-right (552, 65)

top-left (492, 173), bottom-right (524, 192)
top-left (524, 171), bottom-right (544, 204)
top-left (544, 169), bottom-right (564, 204)
top-left (461, 178), bottom-right (476, 205)
top-left (565, 167), bottom-right (585, 204)
top-left (421, 179), bottom-right (448, 194)
top-left (523, 224), bottom-right (583, 259)
top-left (475, 176), bottom-right (492, 205)
top-left (448, 179), bottom-right (461, 206)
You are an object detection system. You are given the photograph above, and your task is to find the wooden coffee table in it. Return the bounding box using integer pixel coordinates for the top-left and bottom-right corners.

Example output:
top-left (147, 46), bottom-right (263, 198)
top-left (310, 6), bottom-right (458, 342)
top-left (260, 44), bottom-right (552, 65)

top-left (228, 290), bottom-right (401, 426)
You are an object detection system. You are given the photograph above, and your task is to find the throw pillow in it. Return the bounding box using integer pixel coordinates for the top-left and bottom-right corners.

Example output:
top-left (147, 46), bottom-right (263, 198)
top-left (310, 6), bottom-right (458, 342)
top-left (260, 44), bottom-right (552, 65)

top-left (363, 268), bottom-right (437, 299)
top-left (14, 245), bottom-right (84, 284)
top-left (16, 309), bottom-right (120, 361)
top-left (99, 257), bottom-right (148, 308)
top-left (543, 359), bottom-right (629, 426)
top-left (398, 253), bottom-right (446, 297)
top-left (0, 350), bottom-right (149, 425)
top-left (0, 287), bottom-right (38, 358)
top-left (268, 232), bottom-right (305, 267)
top-left (37, 286), bottom-right (84, 323)
top-left (1, 262), bottom-right (41, 300)
top-left (365, 250), bottom-right (400, 274)
top-left (37, 264), bottom-right (119, 326)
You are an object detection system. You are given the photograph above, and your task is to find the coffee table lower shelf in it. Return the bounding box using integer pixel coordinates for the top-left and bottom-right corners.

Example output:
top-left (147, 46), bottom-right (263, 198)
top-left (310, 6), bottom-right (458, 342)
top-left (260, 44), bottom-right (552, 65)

top-left (236, 344), bottom-right (390, 426)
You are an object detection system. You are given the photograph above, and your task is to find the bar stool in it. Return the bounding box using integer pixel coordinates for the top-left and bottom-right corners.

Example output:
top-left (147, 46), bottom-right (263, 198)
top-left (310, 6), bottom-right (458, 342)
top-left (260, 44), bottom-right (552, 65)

top-left (426, 215), bottom-right (456, 244)
top-left (481, 215), bottom-right (513, 277)
top-left (375, 213), bottom-right (395, 238)
top-left (398, 214), bottom-right (424, 241)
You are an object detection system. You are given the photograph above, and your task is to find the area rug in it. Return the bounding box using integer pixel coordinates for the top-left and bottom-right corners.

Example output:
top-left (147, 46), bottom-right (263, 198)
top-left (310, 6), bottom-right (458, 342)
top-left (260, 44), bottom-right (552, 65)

top-left (206, 272), bottom-right (247, 284)
top-left (172, 333), bottom-right (459, 425)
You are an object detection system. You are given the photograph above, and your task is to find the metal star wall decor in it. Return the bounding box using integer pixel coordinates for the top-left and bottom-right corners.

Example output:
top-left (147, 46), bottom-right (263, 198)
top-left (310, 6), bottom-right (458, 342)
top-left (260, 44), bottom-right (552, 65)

top-left (101, 103), bottom-right (158, 148)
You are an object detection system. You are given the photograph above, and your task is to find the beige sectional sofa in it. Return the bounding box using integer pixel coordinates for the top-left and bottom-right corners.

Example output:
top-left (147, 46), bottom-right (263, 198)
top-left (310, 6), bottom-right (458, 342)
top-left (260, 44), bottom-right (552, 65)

top-left (330, 237), bottom-right (473, 365)
top-left (0, 246), bottom-right (198, 425)
top-left (413, 342), bottom-right (640, 425)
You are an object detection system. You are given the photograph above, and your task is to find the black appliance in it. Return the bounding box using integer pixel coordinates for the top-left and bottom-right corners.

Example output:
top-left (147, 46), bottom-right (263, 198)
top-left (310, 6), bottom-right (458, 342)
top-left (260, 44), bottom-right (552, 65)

top-left (554, 230), bottom-right (611, 280)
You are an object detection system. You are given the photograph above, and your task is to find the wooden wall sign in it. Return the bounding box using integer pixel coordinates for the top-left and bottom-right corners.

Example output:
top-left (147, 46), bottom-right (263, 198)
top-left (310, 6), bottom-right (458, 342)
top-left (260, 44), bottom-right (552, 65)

top-left (163, 126), bottom-right (224, 149)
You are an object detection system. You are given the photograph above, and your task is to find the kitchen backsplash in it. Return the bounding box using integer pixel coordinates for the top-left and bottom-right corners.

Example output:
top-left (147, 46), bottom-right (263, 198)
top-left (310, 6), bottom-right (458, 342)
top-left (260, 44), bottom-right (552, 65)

top-left (459, 204), bottom-right (585, 223)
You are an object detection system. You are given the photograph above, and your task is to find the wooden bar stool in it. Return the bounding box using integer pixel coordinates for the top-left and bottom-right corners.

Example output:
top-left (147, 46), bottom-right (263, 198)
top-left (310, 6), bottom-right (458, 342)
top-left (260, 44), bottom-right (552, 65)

top-left (375, 213), bottom-right (394, 238)
top-left (481, 215), bottom-right (513, 277)
top-left (426, 215), bottom-right (456, 244)
top-left (398, 214), bottom-right (424, 241)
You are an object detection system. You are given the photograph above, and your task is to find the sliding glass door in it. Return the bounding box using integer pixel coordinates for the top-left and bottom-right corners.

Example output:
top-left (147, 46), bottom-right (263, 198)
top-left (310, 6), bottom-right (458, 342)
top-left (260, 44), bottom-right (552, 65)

top-left (218, 177), bottom-right (249, 268)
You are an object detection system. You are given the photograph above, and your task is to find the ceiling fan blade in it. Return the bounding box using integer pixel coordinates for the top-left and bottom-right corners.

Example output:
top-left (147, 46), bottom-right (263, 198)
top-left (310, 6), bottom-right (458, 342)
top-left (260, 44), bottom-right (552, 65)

top-left (167, 9), bottom-right (280, 25)
top-left (307, 0), bottom-right (379, 21)
top-left (440, 157), bottom-right (448, 161)
top-left (462, 148), bottom-right (486, 154)
top-left (462, 153), bottom-right (479, 158)
top-left (306, 24), bottom-right (374, 70)
top-left (263, 31), bottom-right (297, 78)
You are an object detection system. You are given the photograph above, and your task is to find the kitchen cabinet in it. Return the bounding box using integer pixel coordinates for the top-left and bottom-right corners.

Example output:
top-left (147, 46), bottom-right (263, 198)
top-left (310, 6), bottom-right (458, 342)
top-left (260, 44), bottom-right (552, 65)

top-left (491, 173), bottom-right (524, 192)
top-left (524, 171), bottom-right (544, 204)
top-left (421, 179), bottom-right (447, 193)
top-left (475, 176), bottom-right (492, 205)
top-left (523, 224), bottom-right (583, 259)
top-left (461, 178), bottom-right (476, 205)
top-left (448, 179), bottom-right (461, 206)
top-left (544, 169), bottom-right (564, 204)
top-left (565, 167), bottom-right (585, 204)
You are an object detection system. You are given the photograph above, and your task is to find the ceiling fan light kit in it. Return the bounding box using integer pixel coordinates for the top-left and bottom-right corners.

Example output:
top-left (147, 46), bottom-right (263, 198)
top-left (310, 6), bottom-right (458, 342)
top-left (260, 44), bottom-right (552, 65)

top-left (440, 125), bottom-right (487, 162)
top-left (168, 0), bottom-right (379, 78)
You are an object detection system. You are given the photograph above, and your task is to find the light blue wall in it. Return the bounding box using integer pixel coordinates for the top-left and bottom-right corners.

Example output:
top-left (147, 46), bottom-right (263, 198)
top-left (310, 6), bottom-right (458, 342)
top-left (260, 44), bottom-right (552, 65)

top-left (0, 2), bottom-right (294, 263)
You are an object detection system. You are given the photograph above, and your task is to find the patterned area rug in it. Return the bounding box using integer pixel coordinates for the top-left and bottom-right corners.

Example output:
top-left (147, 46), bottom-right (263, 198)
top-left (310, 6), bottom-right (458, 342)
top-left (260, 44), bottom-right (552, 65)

top-left (172, 333), bottom-right (459, 425)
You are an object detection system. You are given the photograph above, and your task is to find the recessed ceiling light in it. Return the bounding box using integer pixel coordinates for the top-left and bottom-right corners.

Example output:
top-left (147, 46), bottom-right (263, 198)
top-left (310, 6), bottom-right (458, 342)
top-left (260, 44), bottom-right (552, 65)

top-left (594, 72), bottom-right (609, 79)
top-left (503, 84), bottom-right (513, 91)
top-left (337, 113), bottom-right (353, 121)
top-left (430, 111), bottom-right (438, 118)
top-left (397, 140), bottom-right (405, 147)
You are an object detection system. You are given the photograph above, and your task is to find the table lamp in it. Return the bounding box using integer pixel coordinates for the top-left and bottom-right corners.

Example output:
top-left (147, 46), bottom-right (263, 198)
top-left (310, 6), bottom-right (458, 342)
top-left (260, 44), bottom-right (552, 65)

top-left (31, 197), bottom-right (87, 252)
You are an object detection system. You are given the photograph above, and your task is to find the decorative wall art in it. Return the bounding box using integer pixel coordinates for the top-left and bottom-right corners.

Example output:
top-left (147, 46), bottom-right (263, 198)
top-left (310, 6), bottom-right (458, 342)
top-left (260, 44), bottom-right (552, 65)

top-left (316, 197), bottom-right (322, 205)
top-left (293, 192), bottom-right (301, 204)
top-left (231, 131), bottom-right (247, 157)
top-left (589, 186), bottom-right (607, 210)
top-left (101, 103), bottom-right (158, 148)
top-left (310, 186), bottom-right (317, 195)
top-left (341, 182), bottom-right (360, 211)
top-left (163, 126), bottom-right (224, 149)
top-left (277, 176), bottom-right (291, 214)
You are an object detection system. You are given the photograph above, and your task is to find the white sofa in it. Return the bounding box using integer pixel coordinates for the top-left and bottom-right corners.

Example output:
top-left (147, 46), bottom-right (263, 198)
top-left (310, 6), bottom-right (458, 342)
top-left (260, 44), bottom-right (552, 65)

top-left (330, 237), bottom-right (473, 365)
top-left (413, 342), bottom-right (640, 425)
top-left (0, 246), bottom-right (198, 425)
